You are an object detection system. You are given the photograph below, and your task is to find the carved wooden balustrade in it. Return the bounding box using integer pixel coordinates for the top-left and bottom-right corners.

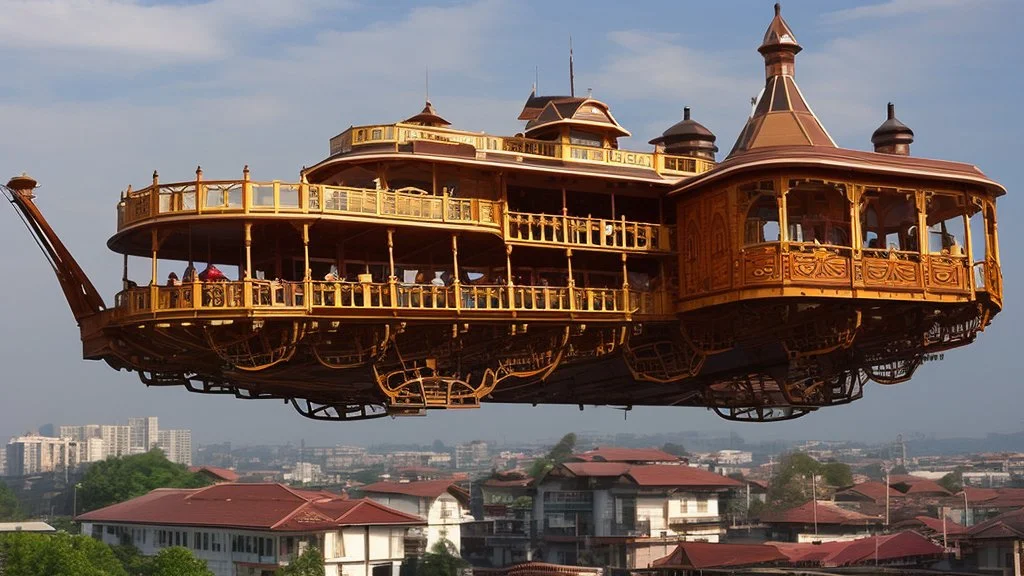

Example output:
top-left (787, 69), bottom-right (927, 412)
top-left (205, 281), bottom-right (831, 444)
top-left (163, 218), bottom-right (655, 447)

top-left (328, 122), bottom-right (716, 177)
top-left (112, 280), bottom-right (671, 321)
top-left (506, 211), bottom-right (672, 253)
top-left (117, 178), bottom-right (503, 232)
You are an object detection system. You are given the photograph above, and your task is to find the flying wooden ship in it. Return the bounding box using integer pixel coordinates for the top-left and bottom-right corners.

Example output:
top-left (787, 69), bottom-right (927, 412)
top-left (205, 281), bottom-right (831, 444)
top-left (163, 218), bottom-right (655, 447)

top-left (6, 4), bottom-right (1003, 422)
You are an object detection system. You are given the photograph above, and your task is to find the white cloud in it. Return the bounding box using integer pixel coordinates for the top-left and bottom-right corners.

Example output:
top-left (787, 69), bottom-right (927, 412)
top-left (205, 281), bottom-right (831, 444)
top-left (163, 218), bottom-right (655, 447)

top-left (0, 0), bottom-right (345, 61)
top-left (822, 0), bottom-right (982, 23)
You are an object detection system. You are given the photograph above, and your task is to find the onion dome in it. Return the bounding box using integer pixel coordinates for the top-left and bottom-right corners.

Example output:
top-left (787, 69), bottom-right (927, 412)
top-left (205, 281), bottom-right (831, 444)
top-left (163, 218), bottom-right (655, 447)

top-left (649, 107), bottom-right (718, 160)
top-left (728, 2), bottom-right (835, 158)
top-left (871, 102), bottom-right (915, 155)
top-left (403, 100), bottom-right (450, 127)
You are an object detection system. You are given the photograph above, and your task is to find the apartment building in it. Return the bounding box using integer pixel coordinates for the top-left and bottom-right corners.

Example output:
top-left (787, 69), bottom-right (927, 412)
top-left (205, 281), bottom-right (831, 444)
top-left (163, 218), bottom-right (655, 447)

top-left (361, 480), bottom-right (470, 555)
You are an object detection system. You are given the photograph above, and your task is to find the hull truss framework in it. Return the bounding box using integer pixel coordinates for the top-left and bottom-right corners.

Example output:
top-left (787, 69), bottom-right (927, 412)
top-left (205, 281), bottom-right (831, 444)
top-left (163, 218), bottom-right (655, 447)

top-left (95, 295), bottom-right (994, 422)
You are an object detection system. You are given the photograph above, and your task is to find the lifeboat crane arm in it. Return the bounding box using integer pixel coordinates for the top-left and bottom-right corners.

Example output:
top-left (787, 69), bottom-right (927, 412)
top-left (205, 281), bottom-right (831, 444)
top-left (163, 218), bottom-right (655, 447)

top-left (3, 174), bottom-right (107, 323)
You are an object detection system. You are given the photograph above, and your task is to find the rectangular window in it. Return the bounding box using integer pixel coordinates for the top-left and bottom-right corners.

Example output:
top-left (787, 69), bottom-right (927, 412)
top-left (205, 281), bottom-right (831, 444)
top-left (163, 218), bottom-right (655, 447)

top-left (175, 531), bottom-right (180, 546)
top-left (697, 496), bottom-right (708, 513)
top-left (203, 532), bottom-right (209, 551)
top-left (246, 536), bottom-right (253, 554)
top-left (194, 532), bottom-right (201, 550)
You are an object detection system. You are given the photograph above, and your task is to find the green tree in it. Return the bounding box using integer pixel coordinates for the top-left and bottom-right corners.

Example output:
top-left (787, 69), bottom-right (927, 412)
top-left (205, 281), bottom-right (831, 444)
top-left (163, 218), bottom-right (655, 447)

top-left (821, 462), bottom-right (854, 488)
top-left (111, 544), bottom-right (150, 575)
top-left (939, 469), bottom-right (964, 493)
top-left (149, 547), bottom-right (214, 576)
top-left (0, 532), bottom-right (127, 576)
top-left (0, 481), bottom-right (22, 521)
top-left (861, 462), bottom-right (885, 481)
top-left (419, 540), bottom-right (468, 576)
top-left (766, 452), bottom-right (822, 509)
top-left (79, 449), bottom-right (211, 511)
top-left (661, 443), bottom-right (688, 458)
top-left (276, 545), bottom-right (325, 576)
top-left (529, 433), bottom-right (577, 478)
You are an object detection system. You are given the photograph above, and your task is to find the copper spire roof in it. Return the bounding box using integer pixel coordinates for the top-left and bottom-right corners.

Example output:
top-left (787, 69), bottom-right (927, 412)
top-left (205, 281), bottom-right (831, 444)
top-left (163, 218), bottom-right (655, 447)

top-left (403, 100), bottom-right (450, 127)
top-left (728, 3), bottom-right (835, 158)
top-left (649, 107), bottom-right (718, 159)
top-left (523, 97), bottom-right (631, 138)
top-left (872, 102), bottom-right (915, 152)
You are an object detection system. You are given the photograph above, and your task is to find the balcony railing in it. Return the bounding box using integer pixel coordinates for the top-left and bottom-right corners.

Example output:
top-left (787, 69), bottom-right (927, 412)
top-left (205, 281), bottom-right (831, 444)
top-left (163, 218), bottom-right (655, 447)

top-left (611, 519), bottom-right (652, 537)
top-left (506, 212), bottom-right (672, 252)
top-left (116, 178), bottom-right (503, 232)
top-left (113, 280), bottom-right (671, 320)
top-left (329, 122), bottom-right (716, 177)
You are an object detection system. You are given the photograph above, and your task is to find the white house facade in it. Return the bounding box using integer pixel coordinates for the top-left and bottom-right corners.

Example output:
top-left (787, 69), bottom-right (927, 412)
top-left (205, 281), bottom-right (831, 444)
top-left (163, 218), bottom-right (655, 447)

top-left (360, 480), bottom-right (469, 555)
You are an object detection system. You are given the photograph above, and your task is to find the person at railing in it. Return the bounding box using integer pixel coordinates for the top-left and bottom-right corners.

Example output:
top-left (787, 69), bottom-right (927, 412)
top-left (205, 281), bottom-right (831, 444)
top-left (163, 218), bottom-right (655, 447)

top-left (183, 262), bottom-right (197, 283)
top-left (166, 272), bottom-right (181, 286)
top-left (322, 269), bottom-right (340, 306)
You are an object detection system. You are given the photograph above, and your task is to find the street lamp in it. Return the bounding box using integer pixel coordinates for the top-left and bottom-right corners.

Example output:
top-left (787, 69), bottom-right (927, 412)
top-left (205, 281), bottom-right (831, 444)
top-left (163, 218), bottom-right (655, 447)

top-left (73, 483), bottom-right (82, 518)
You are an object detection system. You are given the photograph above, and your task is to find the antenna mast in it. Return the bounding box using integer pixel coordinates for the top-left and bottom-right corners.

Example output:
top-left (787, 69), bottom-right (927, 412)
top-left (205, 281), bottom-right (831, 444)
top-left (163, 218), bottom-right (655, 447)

top-left (569, 35), bottom-right (575, 97)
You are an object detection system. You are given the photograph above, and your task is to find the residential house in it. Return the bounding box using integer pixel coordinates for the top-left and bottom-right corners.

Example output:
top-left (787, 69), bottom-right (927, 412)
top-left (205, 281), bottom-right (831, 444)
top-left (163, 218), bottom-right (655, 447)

top-left (833, 480), bottom-right (904, 518)
top-left (360, 480), bottom-right (470, 556)
top-left (466, 472), bottom-right (536, 567)
top-left (961, 507), bottom-right (1024, 576)
top-left (951, 487), bottom-right (1024, 527)
top-left (569, 447), bottom-right (684, 465)
top-left (534, 461), bottom-right (740, 568)
top-left (76, 483), bottom-right (424, 576)
top-left (760, 500), bottom-right (883, 543)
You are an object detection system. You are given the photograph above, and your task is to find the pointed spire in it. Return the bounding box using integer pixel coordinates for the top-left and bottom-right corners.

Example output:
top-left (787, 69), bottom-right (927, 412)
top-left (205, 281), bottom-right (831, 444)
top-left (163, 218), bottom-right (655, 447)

top-left (727, 3), bottom-right (835, 158)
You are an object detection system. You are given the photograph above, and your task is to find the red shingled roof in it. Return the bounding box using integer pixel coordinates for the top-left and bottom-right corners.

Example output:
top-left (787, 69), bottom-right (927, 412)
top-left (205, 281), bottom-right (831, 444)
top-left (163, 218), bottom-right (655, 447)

top-left (964, 487), bottom-right (1024, 509)
top-left (836, 481), bottom-right (903, 503)
top-left (188, 466), bottom-right (240, 483)
top-left (826, 531), bottom-right (944, 566)
top-left (968, 508), bottom-right (1024, 540)
top-left (75, 483), bottom-right (423, 532)
top-left (761, 500), bottom-right (882, 526)
top-left (626, 465), bottom-right (742, 488)
top-left (654, 542), bottom-right (787, 569)
top-left (360, 480), bottom-right (469, 506)
top-left (906, 515), bottom-right (967, 535)
top-left (889, 475), bottom-right (951, 496)
top-left (571, 447), bottom-right (681, 463)
top-left (560, 462), bottom-right (631, 478)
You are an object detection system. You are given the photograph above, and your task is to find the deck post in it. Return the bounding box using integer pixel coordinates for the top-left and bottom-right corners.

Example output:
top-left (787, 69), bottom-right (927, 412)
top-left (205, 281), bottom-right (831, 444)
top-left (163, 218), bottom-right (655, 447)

top-left (452, 234), bottom-right (461, 312)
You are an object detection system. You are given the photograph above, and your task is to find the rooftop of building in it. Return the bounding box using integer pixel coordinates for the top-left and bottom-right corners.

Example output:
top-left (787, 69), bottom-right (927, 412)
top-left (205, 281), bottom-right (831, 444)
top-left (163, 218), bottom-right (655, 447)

top-left (835, 480), bottom-right (905, 503)
top-left (760, 500), bottom-right (883, 526)
top-left (359, 479), bottom-right (470, 506)
top-left (570, 447), bottom-right (684, 464)
top-left (551, 462), bottom-right (740, 489)
top-left (188, 465), bottom-right (239, 483)
top-left (75, 483), bottom-right (424, 532)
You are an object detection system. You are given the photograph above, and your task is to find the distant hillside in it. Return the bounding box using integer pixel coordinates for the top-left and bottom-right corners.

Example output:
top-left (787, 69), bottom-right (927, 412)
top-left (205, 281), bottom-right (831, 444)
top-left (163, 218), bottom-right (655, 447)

top-left (907, 431), bottom-right (1024, 455)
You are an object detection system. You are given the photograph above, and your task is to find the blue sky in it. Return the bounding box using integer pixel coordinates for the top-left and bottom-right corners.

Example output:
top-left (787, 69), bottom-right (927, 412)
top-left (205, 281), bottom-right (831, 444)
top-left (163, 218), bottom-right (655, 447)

top-left (0, 0), bottom-right (1021, 448)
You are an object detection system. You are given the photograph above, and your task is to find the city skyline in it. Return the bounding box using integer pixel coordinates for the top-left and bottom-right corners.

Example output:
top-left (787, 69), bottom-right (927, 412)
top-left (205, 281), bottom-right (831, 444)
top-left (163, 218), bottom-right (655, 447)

top-left (0, 0), bottom-right (1020, 446)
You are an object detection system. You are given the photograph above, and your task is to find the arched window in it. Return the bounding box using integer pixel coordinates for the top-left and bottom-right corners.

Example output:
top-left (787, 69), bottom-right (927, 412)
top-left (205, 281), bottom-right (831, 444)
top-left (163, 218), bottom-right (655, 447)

top-left (741, 180), bottom-right (779, 246)
top-left (860, 188), bottom-right (918, 255)
top-left (711, 213), bottom-right (728, 256)
top-left (786, 180), bottom-right (851, 247)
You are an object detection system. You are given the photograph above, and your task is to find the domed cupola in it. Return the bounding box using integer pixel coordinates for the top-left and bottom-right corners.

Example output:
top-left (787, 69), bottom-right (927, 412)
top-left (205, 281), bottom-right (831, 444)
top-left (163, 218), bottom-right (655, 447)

top-left (871, 102), bottom-right (914, 155)
top-left (649, 106), bottom-right (718, 160)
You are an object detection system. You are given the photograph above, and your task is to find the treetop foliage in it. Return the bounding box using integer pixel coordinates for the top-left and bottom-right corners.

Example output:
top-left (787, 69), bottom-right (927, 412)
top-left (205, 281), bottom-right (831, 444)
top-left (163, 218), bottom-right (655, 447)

top-left (79, 449), bottom-right (211, 512)
top-left (275, 545), bottom-right (325, 576)
top-left (766, 451), bottom-right (853, 510)
top-left (529, 433), bottom-right (577, 478)
top-left (0, 481), bottom-right (23, 521)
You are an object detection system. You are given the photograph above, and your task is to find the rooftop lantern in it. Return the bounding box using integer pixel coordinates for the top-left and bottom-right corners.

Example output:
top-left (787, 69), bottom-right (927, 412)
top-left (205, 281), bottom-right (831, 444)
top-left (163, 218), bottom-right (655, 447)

top-left (650, 107), bottom-right (718, 160)
top-left (403, 100), bottom-right (450, 127)
top-left (871, 102), bottom-right (915, 156)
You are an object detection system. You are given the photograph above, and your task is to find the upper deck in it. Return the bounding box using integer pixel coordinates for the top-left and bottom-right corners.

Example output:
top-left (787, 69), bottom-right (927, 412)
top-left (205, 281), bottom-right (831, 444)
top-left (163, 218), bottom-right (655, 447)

top-left (322, 122), bottom-right (715, 181)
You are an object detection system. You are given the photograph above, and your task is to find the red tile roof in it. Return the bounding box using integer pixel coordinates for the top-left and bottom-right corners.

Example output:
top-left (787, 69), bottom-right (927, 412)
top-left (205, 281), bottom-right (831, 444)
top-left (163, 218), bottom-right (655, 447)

top-left (905, 515), bottom-right (967, 536)
top-left (571, 447), bottom-right (682, 464)
top-left (188, 466), bottom-right (240, 483)
top-left (836, 481), bottom-right (904, 503)
top-left (556, 462), bottom-right (739, 489)
top-left (825, 531), bottom-right (945, 566)
top-left (360, 480), bottom-right (469, 506)
top-left (560, 462), bottom-right (631, 478)
top-left (626, 465), bottom-right (742, 488)
top-left (889, 475), bottom-right (951, 496)
top-left (761, 500), bottom-right (882, 526)
top-left (964, 487), bottom-right (1024, 509)
top-left (75, 483), bottom-right (423, 532)
top-left (654, 542), bottom-right (787, 569)
top-left (968, 508), bottom-right (1024, 540)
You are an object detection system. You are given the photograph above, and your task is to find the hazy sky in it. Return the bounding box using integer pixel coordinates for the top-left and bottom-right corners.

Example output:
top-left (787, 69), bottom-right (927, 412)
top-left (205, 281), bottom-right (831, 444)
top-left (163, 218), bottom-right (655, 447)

top-left (1, 0), bottom-right (1021, 448)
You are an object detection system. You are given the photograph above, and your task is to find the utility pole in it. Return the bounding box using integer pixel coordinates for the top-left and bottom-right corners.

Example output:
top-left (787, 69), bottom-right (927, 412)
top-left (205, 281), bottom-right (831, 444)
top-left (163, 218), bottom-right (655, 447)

top-left (811, 474), bottom-right (818, 536)
top-left (885, 470), bottom-right (890, 526)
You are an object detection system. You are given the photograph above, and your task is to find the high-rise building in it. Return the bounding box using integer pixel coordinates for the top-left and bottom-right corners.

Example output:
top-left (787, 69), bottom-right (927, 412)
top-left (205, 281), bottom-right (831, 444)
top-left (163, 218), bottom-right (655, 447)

top-left (5, 435), bottom-right (73, 476)
top-left (128, 417), bottom-right (159, 453)
top-left (59, 424), bottom-right (101, 442)
top-left (100, 425), bottom-right (131, 459)
top-left (455, 441), bottom-right (489, 469)
top-left (0, 448), bottom-right (6, 476)
top-left (157, 429), bottom-right (192, 466)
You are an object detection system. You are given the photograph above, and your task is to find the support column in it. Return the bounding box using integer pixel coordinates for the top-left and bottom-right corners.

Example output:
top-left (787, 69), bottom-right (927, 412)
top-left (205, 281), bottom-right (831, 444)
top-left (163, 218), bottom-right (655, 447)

top-left (566, 248), bottom-right (575, 311)
top-left (150, 228), bottom-right (159, 310)
top-left (302, 223), bottom-right (311, 311)
top-left (621, 253), bottom-right (630, 315)
top-left (243, 223), bottom-right (253, 307)
top-left (452, 234), bottom-right (461, 312)
top-left (122, 254), bottom-right (129, 287)
top-left (387, 228), bottom-right (397, 308)
top-left (963, 196), bottom-right (975, 293)
top-left (505, 245), bottom-right (514, 310)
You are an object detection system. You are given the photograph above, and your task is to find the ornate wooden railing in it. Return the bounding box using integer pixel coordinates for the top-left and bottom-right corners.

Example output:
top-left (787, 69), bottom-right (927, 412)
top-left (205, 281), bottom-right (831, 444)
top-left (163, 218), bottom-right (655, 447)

top-left (116, 178), bottom-right (503, 232)
top-left (691, 242), bottom-right (980, 309)
top-left (506, 211), bottom-right (672, 252)
top-left (113, 280), bottom-right (671, 320)
top-left (328, 123), bottom-right (716, 177)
